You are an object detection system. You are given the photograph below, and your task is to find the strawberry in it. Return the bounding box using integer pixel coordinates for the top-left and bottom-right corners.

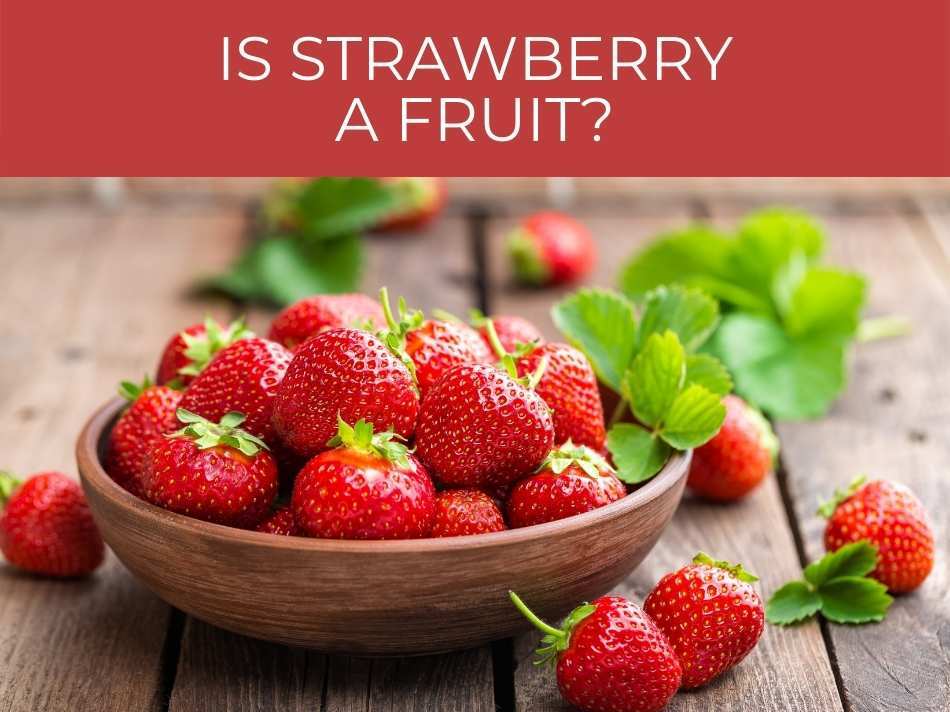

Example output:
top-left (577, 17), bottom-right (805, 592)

top-left (0, 471), bottom-right (104, 577)
top-left (378, 289), bottom-right (491, 396)
top-left (267, 293), bottom-right (385, 351)
top-left (687, 394), bottom-right (778, 502)
top-left (292, 418), bottom-right (435, 540)
top-left (415, 361), bottom-right (554, 487)
top-left (431, 488), bottom-right (507, 537)
top-left (515, 342), bottom-right (606, 452)
top-left (507, 211), bottom-right (596, 287)
top-left (255, 505), bottom-right (298, 536)
top-left (644, 553), bottom-right (765, 689)
top-left (510, 591), bottom-right (681, 712)
top-left (141, 410), bottom-right (278, 528)
top-left (820, 477), bottom-right (935, 592)
top-left (508, 443), bottom-right (625, 528)
top-left (272, 328), bottom-right (419, 459)
top-left (179, 337), bottom-right (291, 443)
top-left (375, 177), bottom-right (446, 231)
top-left (105, 377), bottom-right (182, 496)
top-left (156, 317), bottom-right (253, 387)
top-left (474, 312), bottom-right (545, 354)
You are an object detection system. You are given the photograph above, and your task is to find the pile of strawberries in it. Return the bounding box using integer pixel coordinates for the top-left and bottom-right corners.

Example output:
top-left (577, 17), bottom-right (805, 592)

top-left (102, 290), bottom-right (626, 540)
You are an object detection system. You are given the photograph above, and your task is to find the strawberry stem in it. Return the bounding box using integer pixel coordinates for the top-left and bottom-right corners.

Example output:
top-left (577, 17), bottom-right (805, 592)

top-left (379, 287), bottom-right (399, 333)
top-left (0, 470), bottom-right (22, 509)
top-left (508, 591), bottom-right (565, 639)
top-left (524, 354), bottom-right (549, 389)
top-left (483, 319), bottom-right (508, 361)
top-left (857, 315), bottom-right (911, 343)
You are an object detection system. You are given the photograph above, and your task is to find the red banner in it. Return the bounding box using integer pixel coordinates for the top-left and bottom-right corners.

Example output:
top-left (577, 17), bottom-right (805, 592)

top-left (1, 1), bottom-right (948, 176)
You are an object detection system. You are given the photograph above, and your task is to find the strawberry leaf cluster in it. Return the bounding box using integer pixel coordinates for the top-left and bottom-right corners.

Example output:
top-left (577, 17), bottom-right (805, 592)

top-left (766, 541), bottom-right (893, 625)
top-left (205, 178), bottom-right (414, 306)
top-left (553, 285), bottom-right (729, 483)
top-left (619, 209), bottom-right (889, 420)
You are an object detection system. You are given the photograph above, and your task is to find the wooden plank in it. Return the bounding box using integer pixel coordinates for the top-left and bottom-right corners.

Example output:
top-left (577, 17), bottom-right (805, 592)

top-left (779, 205), bottom-right (949, 712)
top-left (485, 206), bottom-right (842, 711)
top-left (170, 214), bottom-right (496, 712)
top-left (0, 204), bottom-right (242, 712)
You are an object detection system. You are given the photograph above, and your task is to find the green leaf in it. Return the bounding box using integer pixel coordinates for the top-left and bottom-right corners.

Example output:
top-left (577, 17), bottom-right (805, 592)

top-left (288, 177), bottom-right (403, 240)
top-left (660, 384), bottom-right (725, 449)
top-left (618, 226), bottom-right (735, 299)
top-left (607, 423), bottom-right (672, 484)
top-left (804, 541), bottom-right (879, 588)
top-left (637, 285), bottom-right (720, 353)
top-left (766, 581), bottom-right (823, 625)
top-left (623, 331), bottom-right (685, 427)
top-left (710, 313), bottom-right (846, 420)
top-left (730, 209), bottom-right (825, 303)
top-left (551, 289), bottom-right (638, 393)
top-left (818, 577), bottom-right (893, 624)
top-left (784, 268), bottom-right (866, 339)
top-left (685, 353), bottom-right (733, 396)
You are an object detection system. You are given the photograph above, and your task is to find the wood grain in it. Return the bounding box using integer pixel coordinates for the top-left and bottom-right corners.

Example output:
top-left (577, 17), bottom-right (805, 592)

top-left (486, 206), bottom-right (843, 712)
top-left (0, 204), bottom-right (242, 712)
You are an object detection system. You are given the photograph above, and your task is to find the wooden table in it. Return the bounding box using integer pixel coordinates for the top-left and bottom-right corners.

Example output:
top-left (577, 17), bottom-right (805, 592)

top-left (1, 186), bottom-right (948, 712)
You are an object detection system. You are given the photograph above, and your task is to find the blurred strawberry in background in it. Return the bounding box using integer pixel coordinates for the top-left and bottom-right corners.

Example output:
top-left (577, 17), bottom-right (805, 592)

top-left (375, 177), bottom-right (446, 232)
top-left (508, 211), bottom-right (596, 287)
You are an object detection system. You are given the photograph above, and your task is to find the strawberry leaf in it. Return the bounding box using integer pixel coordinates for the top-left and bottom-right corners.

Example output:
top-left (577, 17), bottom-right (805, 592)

top-left (636, 285), bottom-right (720, 353)
top-left (685, 354), bottom-right (733, 396)
top-left (551, 289), bottom-right (638, 393)
top-left (765, 581), bottom-right (822, 625)
top-left (804, 541), bottom-right (879, 588)
top-left (623, 331), bottom-right (685, 427)
top-left (818, 577), bottom-right (893, 624)
top-left (659, 384), bottom-right (725, 449)
top-left (607, 424), bottom-right (672, 484)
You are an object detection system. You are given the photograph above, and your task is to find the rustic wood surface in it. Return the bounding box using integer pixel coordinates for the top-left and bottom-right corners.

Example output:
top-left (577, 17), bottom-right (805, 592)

top-left (0, 184), bottom-right (948, 712)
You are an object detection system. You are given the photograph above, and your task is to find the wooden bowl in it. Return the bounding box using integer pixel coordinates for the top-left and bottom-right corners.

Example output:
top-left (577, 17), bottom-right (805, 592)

top-left (77, 398), bottom-right (689, 656)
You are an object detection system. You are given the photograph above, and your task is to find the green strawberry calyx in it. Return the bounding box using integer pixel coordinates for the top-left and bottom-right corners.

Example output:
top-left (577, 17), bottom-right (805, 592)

top-left (327, 415), bottom-right (410, 467)
top-left (817, 475), bottom-right (867, 518)
top-left (0, 470), bottom-right (22, 509)
top-left (377, 287), bottom-right (424, 386)
top-left (169, 409), bottom-right (269, 457)
top-left (118, 375), bottom-right (154, 403)
top-left (693, 552), bottom-right (759, 583)
top-left (469, 309), bottom-right (540, 355)
top-left (509, 591), bottom-right (595, 666)
top-left (178, 316), bottom-right (254, 379)
top-left (483, 319), bottom-right (548, 388)
top-left (508, 228), bottom-right (550, 286)
top-left (539, 441), bottom-right (615, 479)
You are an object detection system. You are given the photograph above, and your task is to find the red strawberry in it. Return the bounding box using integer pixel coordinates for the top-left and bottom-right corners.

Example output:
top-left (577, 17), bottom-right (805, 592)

top-left (644, 553), bottom-right (765, 689)
top-left (268, 293), bottom-right (385, 351)
top-left (156, 317), bottom-right (253, 387)
top-left (474, 313), bottom-right (545, 354)
top-left (820, 477), bottom-right (935, 592)
top-left (375, 177), bottom-right (446, 231)
top-left (0, 471), bottom-right (104, 577)
top-left (416, 362), bottom-right (554, 487)
top-left (179, 337), bottom-right (291, 443)
top-left (431, 489), bottom-right (507, 537)
top-left (515, 342), bottom-right (606, 452)
top-left (141, 410), bottom-right (278, 528)
top-left (687, 394), bottom-right (777, 502)
top-left (508, 211), bottom-right (596, 287)
top-left (272, 328), bottom-right (419, 459)
top-left (510, 592), bottom-right (681, 712)
top-left (255, 506), bottom-right (298, 536)
top-left (105, 378), bottom-right (182, 496)
top-left (292, 418), bottom-right (435, 540)
top-left (378, 289), bottom-right (491, 396)
top-left (508, 443), bottom-right (625, 528)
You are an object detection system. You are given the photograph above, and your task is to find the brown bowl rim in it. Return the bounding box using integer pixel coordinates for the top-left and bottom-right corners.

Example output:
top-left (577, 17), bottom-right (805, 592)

top-left (78, 397), bottom-right (690, 554)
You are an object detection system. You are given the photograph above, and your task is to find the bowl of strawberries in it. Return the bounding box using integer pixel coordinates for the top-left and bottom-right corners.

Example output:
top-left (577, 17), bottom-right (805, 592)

top-left (77, 290), bottom-right (689, 655)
